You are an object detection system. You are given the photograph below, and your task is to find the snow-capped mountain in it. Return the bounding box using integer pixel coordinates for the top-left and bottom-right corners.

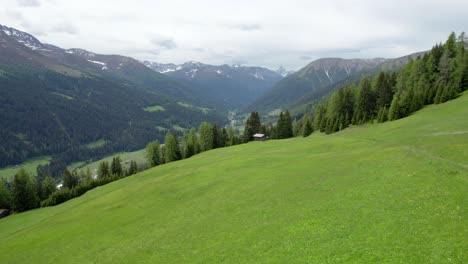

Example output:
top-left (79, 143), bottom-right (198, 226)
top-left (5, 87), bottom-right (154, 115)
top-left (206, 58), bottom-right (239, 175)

top-left (142, 60), bottom-right (284, 109)
top-left (142, 61), bottom-right (179, 73)
top-left (0, 24), bottom-right (44, 50)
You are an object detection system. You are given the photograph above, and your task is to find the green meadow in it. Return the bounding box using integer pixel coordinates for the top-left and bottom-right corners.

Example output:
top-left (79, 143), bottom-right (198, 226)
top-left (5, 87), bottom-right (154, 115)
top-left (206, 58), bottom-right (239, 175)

top-left (68, 148), bottom-right (147, 173)
top-left (0, 93), bottom-right (466, 263)
top-left (0, 156), bottom-right (51, 182)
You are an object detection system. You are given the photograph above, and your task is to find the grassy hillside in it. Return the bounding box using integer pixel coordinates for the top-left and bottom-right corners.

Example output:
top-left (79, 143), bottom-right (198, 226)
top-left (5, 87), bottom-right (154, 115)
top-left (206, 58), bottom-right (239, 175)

top-left (68, 149), bottom-right (147, 173)
top-left (0, 93), bottom-right (467, 263)
top-left (0, 156), bottom-right (51, 182)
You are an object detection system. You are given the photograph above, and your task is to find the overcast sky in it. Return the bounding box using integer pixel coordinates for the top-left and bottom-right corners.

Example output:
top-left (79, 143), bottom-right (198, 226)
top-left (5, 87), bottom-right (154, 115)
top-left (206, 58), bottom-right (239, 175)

top-left (1, 0), bottom-right (467, 70)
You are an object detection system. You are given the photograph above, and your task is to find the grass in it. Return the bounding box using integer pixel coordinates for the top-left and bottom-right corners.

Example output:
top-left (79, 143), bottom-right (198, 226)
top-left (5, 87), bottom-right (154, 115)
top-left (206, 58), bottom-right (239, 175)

top-left (0, 93), bottom-right (467, 263)
top-left (155, 125), bottom-right (167, 131)
top-left (172, 124), bottom-right (185, 132)
top-left (82, 139), bottom-right (108, 149)
top-left (143, 105), bottom-right (166, 112)
top-left (0, 156), bottom-right (51, 182)
top-left (68, 149), bottom-right (147, 173)
top-left (177, 101), bottom-right (211, 114)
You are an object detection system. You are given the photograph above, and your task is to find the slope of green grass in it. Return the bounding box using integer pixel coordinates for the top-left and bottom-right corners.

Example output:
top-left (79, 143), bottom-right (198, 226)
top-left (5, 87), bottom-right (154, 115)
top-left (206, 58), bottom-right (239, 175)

top-left (0, 156), bottom-right (51, 182)
top-left (143, 105), bottom-right (166, 112)
top-left (0, 93), bottom-right (467, 263)
top-left (68, 149), bottom-right (147, 173)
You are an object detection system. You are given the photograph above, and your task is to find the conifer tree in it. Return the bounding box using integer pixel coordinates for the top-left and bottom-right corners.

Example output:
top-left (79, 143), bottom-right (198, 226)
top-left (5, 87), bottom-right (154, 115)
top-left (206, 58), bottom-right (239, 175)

top-left (0, 179), bottom-right (12, 209)
top-left (164, 132), bottom-right (181, 163)
top-left (302, 117), bottom-right (313, 137)
top-left (146, 140), bottom-right (161, 168)
top-left (188, 128), bottom-right (200, 155)
top-left (111, 156), bottom-right (123, 177)
top-left (63, 169), bottom-right (78, 189)
top-left (276, 110), bottom-right (293, 139)
top-left (98, 161), bottom-right (110, 179)
top-left (40, 176), bottom-right (56, 200)
top-left (199, 122), bottom-right (214, 152)
top-left (12, 168), bottom-right (39, 212)
top-left (243, 112), bottom-right (261, 142)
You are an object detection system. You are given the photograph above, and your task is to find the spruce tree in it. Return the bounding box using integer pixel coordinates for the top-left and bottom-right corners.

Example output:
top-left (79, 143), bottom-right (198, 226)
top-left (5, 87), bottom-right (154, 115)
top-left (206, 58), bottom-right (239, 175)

top-left (353, 78), bottom-right (375, 124)
top-left (12, 168), bottom-right (39, 212)
top-left (146, 140), bottom-right (161, 168)
top-left (242, 112), bottom-right (261, 142)
top-left (40, 176), bottom-right (56, 200)
top-left (276, 111), bottom-right (293, 139)
top-left (199, 122), bottom-right (214, 152)
top-left (164, 132), bottom-right (181, 163)
top-left (111, 156), bottom-right (123, 177)
top-left (98, 161), bottom-right (110, 179)
top-left (63, 169), bottom-right (78, 189)
top-left (302, 117), bottom-right (313, 137)
top-left (0, 179), bottom-right (12, 209)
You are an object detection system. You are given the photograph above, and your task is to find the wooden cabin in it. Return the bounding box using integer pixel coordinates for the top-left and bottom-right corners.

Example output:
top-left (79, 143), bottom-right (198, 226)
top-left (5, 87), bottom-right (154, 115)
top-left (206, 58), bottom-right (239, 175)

top-left (252, 133), bottom-right (268, 141)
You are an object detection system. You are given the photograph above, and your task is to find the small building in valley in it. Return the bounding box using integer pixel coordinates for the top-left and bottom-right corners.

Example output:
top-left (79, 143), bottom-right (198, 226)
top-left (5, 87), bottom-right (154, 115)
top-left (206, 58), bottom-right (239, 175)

top-left (252, 133), bottom-right (268, 141)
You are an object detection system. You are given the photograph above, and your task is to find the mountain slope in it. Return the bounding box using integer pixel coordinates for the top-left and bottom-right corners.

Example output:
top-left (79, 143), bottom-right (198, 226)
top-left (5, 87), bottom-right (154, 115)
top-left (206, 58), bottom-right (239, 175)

top-left (247, 53), bottom-right (426, 113)
top-left (144, 61), bottom-right (283, 109)
top-left (0, 92), bottom-right (466, 263)
top-left (0, 25), bottom-right (226, 167)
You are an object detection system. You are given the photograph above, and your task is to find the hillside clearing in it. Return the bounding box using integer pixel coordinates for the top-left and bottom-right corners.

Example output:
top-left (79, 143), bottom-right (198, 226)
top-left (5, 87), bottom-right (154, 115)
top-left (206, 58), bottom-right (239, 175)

top-left (0, 93), bottom-right (467, 263)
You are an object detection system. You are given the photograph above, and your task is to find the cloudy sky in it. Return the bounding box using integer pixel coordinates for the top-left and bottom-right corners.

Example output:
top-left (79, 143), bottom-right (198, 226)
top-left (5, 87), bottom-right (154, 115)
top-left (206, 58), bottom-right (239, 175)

top-left (1, 0), bottom-right (467, 70)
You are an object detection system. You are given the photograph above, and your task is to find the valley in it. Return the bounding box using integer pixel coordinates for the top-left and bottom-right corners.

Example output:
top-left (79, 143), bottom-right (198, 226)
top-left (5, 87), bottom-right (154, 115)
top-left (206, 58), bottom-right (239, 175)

top-left (0, 91), bottom-right (466, 263)
top-left (0, 1), bottom-right (467, 261)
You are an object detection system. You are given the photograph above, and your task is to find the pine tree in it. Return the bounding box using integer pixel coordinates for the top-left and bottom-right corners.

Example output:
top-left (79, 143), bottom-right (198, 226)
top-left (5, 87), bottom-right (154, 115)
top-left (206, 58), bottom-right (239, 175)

top-left (276, 110), bottom-right (293, 139)
top-left (63, 169), bottom-right (78, 189)
top-left (313, 104), bottom-right (326, 131)
top-left (199, 122), bottom-right (214, 152)
top-left (376, 107), bottom-right (388, 123)
top-left (188, 128), bottom-right (200, 155)
top-left (40, 176), bottom-right (56, 200)
top-left (302, 117), bottom-right (313, 137)
top-left (98, 161), bottom-right (110, 179)
top-left (375, 72), bottom-right (394, 109)
top-left (226, 126), bottom-right (238, 146)
top-left (127, 160), bottom-right (138, 175)
top-left (243, 112), bottom-right (261, 142)
top-left (217, 127), bottom-right (227, 148)
top-left (145, 140), bottom-right (161, 168)
top-left (164, 132), bottom-right (181, 163)
top-left (111, 156), bottom-right (123, 177)
top-left (353, 78), bottom-right (376, 124)
top-left (0, 179), bottom-right (12, 209)
top-left (12, 168), bottom-right (39, 212)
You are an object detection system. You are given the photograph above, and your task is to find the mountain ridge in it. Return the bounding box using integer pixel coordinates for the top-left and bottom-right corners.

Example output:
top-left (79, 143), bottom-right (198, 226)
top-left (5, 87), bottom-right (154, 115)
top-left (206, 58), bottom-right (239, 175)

top-left (143, 60), bottom-right (284, 110)
top-left (246, 51), bottom-right (428, 113)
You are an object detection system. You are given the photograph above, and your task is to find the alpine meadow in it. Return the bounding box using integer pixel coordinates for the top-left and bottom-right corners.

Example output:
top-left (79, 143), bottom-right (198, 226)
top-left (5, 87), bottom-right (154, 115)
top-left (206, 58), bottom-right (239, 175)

top-left (0, 1), bottom-right (467, 263)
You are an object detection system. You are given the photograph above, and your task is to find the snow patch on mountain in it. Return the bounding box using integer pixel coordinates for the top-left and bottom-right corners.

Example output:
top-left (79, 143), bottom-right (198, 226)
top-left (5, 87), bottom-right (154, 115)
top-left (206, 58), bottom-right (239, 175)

top-left (88, 60), bottom-right (106, 66)
top-left (251, 72), bottom-right (264, 80)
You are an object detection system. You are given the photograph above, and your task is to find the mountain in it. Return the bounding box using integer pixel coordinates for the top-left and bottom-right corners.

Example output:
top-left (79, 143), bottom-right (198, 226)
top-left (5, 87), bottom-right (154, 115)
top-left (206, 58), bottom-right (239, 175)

top-left (247, 53), bottom-right (426, 113)
top-left (1, 91), bottom-right (466, 262)
top-left (143, 61), bottom-right (283, 110)
top-left (0, 24), bottom-right (226, 167)
top-left (275, 65), bottom-right (295, 77)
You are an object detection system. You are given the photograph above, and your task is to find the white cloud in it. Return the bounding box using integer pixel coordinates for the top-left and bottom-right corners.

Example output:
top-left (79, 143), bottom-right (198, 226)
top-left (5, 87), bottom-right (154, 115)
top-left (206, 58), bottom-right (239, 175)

top-left (0, 0), bottom-right (467, 70)
top-left (17, 0), bottom-right (41, 7)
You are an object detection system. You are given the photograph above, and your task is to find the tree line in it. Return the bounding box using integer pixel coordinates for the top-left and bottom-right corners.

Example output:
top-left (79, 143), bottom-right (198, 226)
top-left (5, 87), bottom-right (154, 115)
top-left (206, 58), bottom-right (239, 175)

top-left (0, 156), bottom-right (142, 212)
top-left (307, 32), bottom-right (467, 134)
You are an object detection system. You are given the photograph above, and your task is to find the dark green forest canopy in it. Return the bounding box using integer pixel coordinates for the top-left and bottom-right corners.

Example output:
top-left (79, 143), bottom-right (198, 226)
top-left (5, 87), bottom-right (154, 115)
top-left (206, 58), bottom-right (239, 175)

top-left (0, 66), bottom-right (226, 168)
